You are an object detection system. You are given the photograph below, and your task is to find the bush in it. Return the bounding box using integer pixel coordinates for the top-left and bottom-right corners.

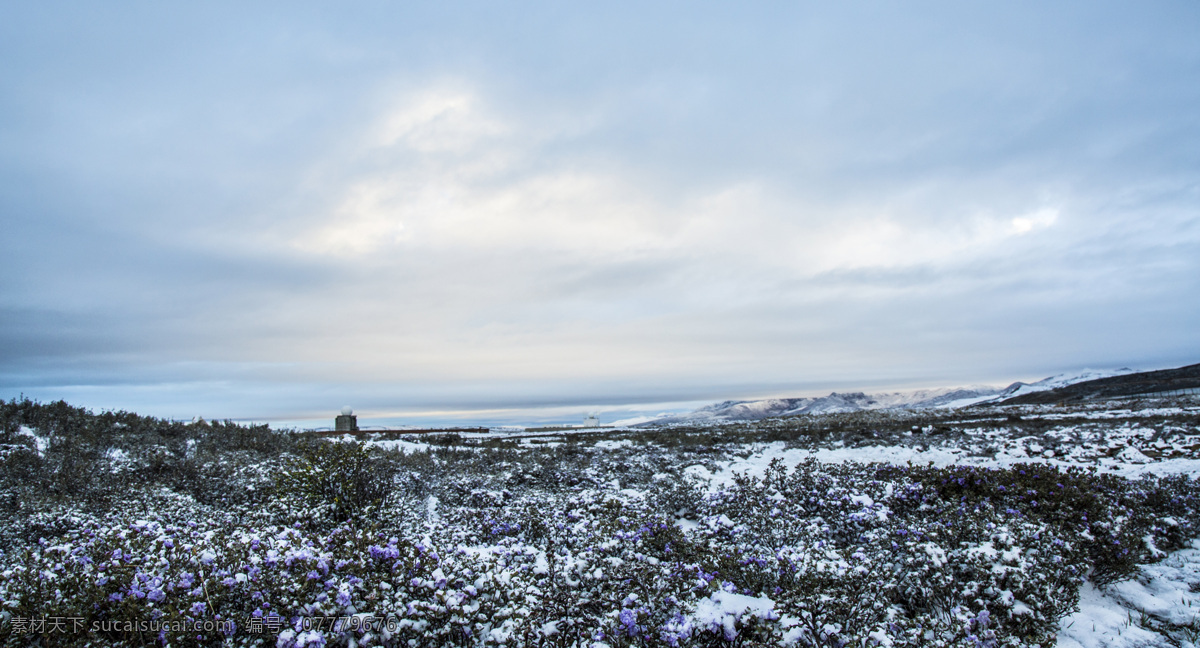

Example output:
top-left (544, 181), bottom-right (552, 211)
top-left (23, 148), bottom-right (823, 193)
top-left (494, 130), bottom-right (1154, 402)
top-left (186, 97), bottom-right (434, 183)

top-left (273, 440), bottom-right (395, 526)
top-left (4, 400), bottom-right (1200, 647)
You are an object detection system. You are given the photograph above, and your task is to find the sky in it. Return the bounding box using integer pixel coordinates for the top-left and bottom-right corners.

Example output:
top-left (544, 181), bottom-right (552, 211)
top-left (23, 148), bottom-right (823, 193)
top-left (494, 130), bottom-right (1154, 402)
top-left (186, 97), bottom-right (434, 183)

top-left (2, 2), bottom-right (1198, 427)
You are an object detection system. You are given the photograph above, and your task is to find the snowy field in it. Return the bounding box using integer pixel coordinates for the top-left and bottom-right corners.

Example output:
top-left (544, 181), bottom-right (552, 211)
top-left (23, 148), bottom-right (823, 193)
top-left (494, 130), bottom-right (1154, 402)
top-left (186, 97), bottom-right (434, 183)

top-left (2, 397), bottom-right (1200, 647)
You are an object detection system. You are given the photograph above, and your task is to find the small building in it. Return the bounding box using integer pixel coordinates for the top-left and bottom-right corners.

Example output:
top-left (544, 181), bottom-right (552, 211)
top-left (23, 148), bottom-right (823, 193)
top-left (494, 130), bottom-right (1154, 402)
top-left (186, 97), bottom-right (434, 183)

top-left (335, 406), bottom-right (358, 432)
top-left (583, 415), bottom-right (600, 428)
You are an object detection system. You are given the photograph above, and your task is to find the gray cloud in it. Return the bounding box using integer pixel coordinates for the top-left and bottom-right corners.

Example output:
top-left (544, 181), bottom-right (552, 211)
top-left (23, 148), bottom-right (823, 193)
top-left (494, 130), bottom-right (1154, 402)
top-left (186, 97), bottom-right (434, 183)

top-left (2, 1), bottom-right (1198, 423)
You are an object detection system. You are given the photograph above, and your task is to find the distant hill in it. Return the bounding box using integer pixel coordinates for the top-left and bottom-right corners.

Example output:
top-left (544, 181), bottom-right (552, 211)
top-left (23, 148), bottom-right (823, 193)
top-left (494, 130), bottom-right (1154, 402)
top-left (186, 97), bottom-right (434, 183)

top-left (638, 364), bottom-right (1199, 426)
top-left (993, 362), bottom-right (1200, 405)
top-left (641, 385), bottom-right (1003, 425)
top-left (986, 368), bottom-right (1136, 401)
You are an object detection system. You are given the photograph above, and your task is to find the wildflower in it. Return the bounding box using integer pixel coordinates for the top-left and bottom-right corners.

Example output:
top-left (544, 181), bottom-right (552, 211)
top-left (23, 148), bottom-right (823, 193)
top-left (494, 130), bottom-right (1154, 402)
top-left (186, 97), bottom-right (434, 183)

top-left (618, 608), bottom-right (640, 637)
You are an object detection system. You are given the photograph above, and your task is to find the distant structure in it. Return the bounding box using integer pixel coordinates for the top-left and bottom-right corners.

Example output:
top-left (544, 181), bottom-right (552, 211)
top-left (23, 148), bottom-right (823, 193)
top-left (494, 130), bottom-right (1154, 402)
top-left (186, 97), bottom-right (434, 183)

top-left (583, 414), bottom-right (600, 428)
top-left (335, 406), bottom-right (358, 432)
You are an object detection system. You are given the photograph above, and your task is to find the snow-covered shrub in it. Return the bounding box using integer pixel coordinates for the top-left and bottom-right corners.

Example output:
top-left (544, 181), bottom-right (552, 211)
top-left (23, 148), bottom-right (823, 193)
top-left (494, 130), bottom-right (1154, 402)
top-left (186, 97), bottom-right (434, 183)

top-left (646, 475), bottom-right (706, 520)
top-left (5, 399), bottom-right (1200, 647)
top-left (273, 441), bottom-right (394, 526)
top-left (689, 459), bottom-right (1091, 646)
top-left (886, 462), bottom-right (1200, 586)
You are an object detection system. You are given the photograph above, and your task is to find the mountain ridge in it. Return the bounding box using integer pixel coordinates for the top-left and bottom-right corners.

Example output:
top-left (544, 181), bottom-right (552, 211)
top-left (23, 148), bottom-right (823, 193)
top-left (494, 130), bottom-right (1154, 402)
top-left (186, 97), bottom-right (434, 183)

top-left (639, 365), bottom-right (1195, 425)
top-left (994, 363), bottom-right (1200, 405)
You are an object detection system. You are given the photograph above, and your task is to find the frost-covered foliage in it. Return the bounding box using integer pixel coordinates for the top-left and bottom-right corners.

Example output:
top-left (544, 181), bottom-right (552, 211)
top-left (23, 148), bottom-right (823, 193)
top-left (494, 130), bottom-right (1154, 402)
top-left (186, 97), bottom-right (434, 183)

top-left (272, 441), bottom-right (395, 526)
top-left (2, 398), bottom-right (1200, 647)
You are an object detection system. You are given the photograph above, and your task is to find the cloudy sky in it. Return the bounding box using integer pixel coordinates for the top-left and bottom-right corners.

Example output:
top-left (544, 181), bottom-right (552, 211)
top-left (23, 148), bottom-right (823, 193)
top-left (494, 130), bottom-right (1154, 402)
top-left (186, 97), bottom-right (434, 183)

top-left (2, 2), bottom-right (1198, 425)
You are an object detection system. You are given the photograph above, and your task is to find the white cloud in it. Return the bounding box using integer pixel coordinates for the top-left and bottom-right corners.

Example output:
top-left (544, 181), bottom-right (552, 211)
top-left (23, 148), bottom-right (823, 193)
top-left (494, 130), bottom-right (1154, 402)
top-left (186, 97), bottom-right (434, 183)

top-left (292, 86), bottom-right (676, 258)
top-left (375, 87), bottom-right (509, 153)
top-left (291, 83), bottom-right (1073, 287)
top-left (1010, 207), bottom-right (1058, 235)
top-left (291, 181), bottom-right (411, 255)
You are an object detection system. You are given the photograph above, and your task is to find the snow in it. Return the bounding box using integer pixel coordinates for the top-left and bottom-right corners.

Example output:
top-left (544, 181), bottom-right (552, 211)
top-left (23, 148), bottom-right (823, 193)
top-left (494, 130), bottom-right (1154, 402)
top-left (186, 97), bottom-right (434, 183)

top-left (849, 494), bottom-right (874, 507)
top-left (994, 368), bottom-right (1139, 403)
top-left (1117, 446), bottom-right (1152, 464)
top-left (363, 438), bottom-right (432, 453)
top-left (702, 438), bottom-right (1200, 493)
top-left (937, 394), bottom-right (1003, 409)
top-left (1058, 582), bottom-right (1170, 648)
top-left (968, 541), bottom-right (1000, 560)
top-left (691, 590), bottom-right (778, 639)
top-left (594, 439), bottom-right (633, 449)
top-left (610, 413), bottom-right (681, 427)
top-left (1103, 538), bottom-right (1200, 623)
top-left (648, 389), bottom-right (1008, 424)
top-left (17, 425), bottom-right (47, 456)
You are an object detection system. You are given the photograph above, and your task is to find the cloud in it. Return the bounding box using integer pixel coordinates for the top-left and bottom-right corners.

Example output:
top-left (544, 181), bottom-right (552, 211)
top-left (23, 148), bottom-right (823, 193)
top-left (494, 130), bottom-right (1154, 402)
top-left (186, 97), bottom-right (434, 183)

top-left (376, 87), bottom-right (508, 153)
top-left (1, 2), bottom-right (1198, 422)
top-left (292, 180), bottom-right (412, 255)
top-left (1011, 208), bottom-right (1057, 235)
top-left (288, 84), bottom-right (1076, 289)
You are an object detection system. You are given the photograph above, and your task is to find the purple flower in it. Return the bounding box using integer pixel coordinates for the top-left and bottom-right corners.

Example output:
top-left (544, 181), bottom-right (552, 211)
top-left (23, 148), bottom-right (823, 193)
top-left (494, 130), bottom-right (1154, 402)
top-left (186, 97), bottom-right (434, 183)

top-left (619, 609), bottom-right (640, 637)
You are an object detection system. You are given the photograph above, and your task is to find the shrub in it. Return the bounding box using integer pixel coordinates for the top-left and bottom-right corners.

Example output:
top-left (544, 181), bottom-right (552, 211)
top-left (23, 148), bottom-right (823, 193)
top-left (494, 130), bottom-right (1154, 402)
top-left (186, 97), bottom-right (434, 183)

top-left (273, 441), bottom-right (395, 526)
top-left (4, 400), bottom-right (1200, 647)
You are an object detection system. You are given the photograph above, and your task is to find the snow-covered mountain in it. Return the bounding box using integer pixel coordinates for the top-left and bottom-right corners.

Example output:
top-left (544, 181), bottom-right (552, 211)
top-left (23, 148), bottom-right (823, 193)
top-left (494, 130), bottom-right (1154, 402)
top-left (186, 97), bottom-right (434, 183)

top-left (644, 369), bottom-right (1137, 425)
top-left (990, 368), bottom-right (1136, 401)
top-left (645, 386), bottom-right (1000, 425)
